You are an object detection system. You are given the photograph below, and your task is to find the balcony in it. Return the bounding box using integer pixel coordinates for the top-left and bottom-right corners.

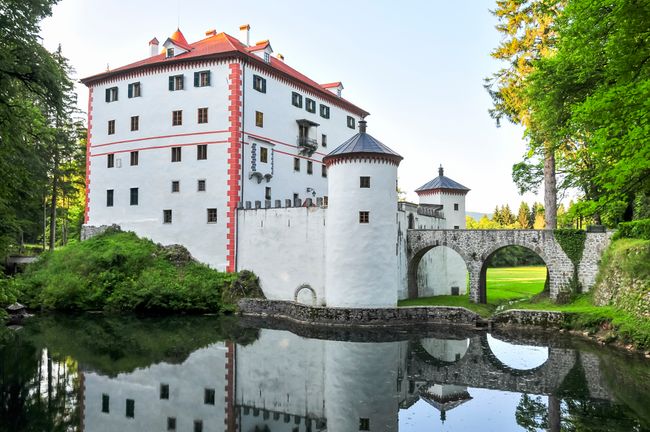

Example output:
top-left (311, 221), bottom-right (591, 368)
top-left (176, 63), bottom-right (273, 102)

top-left (297, 136), bottom-right (318, 156)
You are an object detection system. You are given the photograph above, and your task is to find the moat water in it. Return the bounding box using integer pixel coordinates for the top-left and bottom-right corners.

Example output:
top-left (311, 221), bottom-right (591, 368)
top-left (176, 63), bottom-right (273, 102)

top-left (1, 314), bottom-right (649, 432)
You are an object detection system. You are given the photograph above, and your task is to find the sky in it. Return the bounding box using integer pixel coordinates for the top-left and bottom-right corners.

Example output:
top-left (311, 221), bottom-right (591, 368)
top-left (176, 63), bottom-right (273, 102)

top-left (39, 0), bottom-right (544, 214)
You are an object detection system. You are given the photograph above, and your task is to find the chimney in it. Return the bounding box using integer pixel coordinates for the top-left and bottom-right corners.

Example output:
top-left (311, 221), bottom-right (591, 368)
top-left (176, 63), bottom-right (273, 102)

top-left (205, 28), bottom-right (217, 37)
top-left (359, 119), bottom-right (367, 133)
top-left (239, 24), bottom-right (250, 46)
top-left (149, 37), bottom-right (159, 57)
top-left (439, 164), bottom-right (444, 177)
top-left (277, 53), bottom-right (285, 62)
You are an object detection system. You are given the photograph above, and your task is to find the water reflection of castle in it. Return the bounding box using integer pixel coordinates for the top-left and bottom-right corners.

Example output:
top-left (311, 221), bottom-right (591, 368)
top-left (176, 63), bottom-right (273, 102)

top-left (81, 328), bottom-right (612, 432)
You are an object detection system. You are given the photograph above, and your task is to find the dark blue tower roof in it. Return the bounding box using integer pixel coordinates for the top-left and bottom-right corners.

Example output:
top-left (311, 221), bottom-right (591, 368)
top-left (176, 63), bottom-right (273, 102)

top-left (416, 166), bottom-right (470, 193)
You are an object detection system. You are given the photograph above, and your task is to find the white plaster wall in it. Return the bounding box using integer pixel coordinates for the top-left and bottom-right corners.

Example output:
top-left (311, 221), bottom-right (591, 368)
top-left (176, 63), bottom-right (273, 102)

top-left (417, 247), bottom-right (468, 296)
top-left (419, 192), bottom-right (466, 229)
top-left (237, 207), bottom-right (326, 303)
top-left (325, 160), bottom-right (399, 307)
top-left (83, 343), bottom-right (228, 432)
top-left (418, 338), bottom-right (470, 362)
top-left (88, 62), bottom-right (231, 269)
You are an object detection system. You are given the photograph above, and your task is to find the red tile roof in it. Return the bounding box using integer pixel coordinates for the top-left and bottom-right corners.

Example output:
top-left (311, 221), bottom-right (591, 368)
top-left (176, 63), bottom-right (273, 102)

top-left (321, 82), bottom-right (342, 89)
top-left (168, 28), bottom-right (191, 50)
top-left (81, 31), bottom-right (368, 116)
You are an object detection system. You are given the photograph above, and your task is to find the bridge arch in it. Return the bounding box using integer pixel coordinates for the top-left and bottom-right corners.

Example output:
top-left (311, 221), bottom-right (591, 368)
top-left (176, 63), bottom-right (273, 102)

top-left (407, 243), bottom-right (472, 299)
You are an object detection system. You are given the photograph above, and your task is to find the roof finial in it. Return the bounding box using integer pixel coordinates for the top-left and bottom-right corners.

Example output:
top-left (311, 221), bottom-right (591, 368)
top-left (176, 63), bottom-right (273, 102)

top-left (439, 164), bottom-right (444, 177)
top-left (359, 119), bottom-right (367, 133)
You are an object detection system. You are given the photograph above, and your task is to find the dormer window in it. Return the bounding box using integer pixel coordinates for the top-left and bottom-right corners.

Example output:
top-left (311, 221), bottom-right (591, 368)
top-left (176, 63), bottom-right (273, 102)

top-left (264, 52), bottom-right (270, 63)
top-left (166, 47), bottom-right (174, 58)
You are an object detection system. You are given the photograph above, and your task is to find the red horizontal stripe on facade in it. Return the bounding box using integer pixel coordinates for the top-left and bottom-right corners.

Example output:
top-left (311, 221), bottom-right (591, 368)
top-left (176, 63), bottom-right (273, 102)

top-left (91, 140), bottom-right (228, 157)
top-left (273, 149), bottom-right (325, 163)
top-left (91, 130), bottom-right (228, 148)
top-left (244, 132), bottom-right (327, 157)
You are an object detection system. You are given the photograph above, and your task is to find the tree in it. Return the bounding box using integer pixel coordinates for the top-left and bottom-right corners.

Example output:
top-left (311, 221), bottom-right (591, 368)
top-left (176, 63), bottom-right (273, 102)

top-left (486, 0), bottom-right (564, 229)
top-left (517, 202), bottom-right (532, 228)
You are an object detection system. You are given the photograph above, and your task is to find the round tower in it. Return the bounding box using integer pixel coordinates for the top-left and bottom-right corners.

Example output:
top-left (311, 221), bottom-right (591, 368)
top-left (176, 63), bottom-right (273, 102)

top-left (323, 120), bottom-right (403, 308)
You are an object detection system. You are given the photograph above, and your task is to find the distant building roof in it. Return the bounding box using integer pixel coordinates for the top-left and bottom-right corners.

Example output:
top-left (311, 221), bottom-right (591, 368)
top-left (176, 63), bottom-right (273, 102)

top-left (416, 165), bottom-right (470, 194)
top-left (323, 120), bottom-right (402, 165)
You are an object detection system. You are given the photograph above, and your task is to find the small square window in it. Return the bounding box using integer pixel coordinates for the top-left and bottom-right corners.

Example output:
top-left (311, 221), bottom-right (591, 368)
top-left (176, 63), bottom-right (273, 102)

top-left (106, 189), bottom-right (114, 207)
top-left (320, 104), bottom-right (330, 119)
top-left (291, 92), bottom-right (302, 108)
top-left (360, 176), bottom-right (370, 188)
top-left (171, 181), bottom-right (180, 193)
top-left (105, 87), bottom-right (118, 102)
top-left (322, 134), bottom-right (327, 147)
top-left (101, 394), bottom-right (110, 413)
top-left (359, 418), bottom-right (370, 431)
top-left (167, 417), bottom-right (176, 431)
top-left (197, 107), bottom-right (208, 124)
top-left (197, 179), bottom-right (206, 191)
top-left (130, 151), bottom-right (138, 166)
top-left (171, 147), bottom-right (181, 162)
top-left (194, 420), bottom-right (203, 432)
top-left (160, 383), bottom-right (169, 400)
top-left (108, 120), bottom-right (115, 135)
top-left (130, 116), bottom-right (139, 131)
top-left (130, 187), bottom-right (138, 206)
top-left (197, 144), bottom-right (207, 160)
top-left (107, 153), bottom-right (115, 168)
top-left (253, 75), bottom-right (266, 93)
top-left (128, 82), bottom-right (141, 98)
top-left (305, 98), bottom-right (316, 113)
top-left (260, 147), bottom-right (268, 163)
top-left (293, 157), bottom-right (300, 172)
top-left (194, 70), bottom-right (210, 87)
top-left (172, 110), bottom-right (182, 126)
top-left (347, 116), bottom-right (355, 129)
top-left (454, 203), bottom-right (459, 211)
top-left (359, 211), bottom-right (370, 224)
top-left (163, 209), bottom-right (172, 224)
top-left (207, 208), bottom-right (217, 223)
top-left (255, 111), bottom-right (263, 127)
top-left (204, 388), bottom-right (215, 405)
top-left (454, 225), bottom-right (460, 229)
top-left (265, 187), bottom-right (271, 200)
top-left (125, 399), bottom-right (135, 418)
top-left (322, 164), bottom-right (327, 177)
top-left (307, 161), bottom-right (313, 175)
top-left (169, 74), bottom-right (184, 91)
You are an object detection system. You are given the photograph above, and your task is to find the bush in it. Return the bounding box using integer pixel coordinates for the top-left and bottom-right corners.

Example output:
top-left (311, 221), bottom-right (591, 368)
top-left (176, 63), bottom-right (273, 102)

top-left (12, 230), bottom-right (254, 313)
top-left (614, 219), bottom-right (650, 241)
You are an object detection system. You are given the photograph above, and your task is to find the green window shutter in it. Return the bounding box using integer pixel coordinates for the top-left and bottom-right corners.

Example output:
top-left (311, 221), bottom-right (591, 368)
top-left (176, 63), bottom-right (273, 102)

top-left (105, 88), bottom-right (110, 102)
top-left (262, 78), bottom-right (266, 93)
top-left (168, 76), bottom-right (174, 91)
top-left (127, 84), bottom-right (133, 98)
top-left (206, 71), bottom-right (211, 86)
top-left (194, 72), bottom-right (200, 87)
top-left (114, 87), bottom-right (118, 101)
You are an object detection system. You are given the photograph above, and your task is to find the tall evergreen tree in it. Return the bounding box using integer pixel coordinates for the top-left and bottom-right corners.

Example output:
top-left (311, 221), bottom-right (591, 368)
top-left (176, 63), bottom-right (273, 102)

top-left (517, 202), bottom-right (532, 228)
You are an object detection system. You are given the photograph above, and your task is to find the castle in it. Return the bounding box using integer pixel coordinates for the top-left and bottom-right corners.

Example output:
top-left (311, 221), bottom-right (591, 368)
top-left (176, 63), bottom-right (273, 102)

top-left (81, 25), bottom-right (470, 307)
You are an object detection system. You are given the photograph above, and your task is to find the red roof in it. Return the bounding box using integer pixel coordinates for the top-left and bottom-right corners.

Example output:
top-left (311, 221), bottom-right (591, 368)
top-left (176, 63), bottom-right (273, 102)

top-left (149, 37), bottom-right (159, 45)
top-left (321, 82), bottom-right (342, 89)
top-left (81, 31), bottom-right (369, 116)
top-left (168, 28), bottom-right (191, 50)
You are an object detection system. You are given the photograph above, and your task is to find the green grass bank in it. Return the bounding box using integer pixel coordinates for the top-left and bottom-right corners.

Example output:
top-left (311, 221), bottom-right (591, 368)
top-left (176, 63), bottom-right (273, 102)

top-left (1, 229), bottom-right (261, 315)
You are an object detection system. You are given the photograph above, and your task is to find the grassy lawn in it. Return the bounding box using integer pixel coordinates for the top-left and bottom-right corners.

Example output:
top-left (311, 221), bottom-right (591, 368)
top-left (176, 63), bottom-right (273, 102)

top-left (398, 266), bottom-right (546, 317)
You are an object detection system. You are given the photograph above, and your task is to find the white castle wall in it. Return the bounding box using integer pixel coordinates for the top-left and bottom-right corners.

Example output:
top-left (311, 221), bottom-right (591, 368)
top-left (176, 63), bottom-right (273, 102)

top-left (418, 191), bottom-right (466, 229)
top-left (82, 343), bottom-right (228, 432)
top-left (237, 206), bottom-right (327, 304)
top-left (417, 248), bottom-right (469, 296)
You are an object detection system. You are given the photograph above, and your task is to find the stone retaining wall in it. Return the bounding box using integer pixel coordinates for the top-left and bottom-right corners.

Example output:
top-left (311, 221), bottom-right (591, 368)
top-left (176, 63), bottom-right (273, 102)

top-left (492, 309), bottom-right (567, 328)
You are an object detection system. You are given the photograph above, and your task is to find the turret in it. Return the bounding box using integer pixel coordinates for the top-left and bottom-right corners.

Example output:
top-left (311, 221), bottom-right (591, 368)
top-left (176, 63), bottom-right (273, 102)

top-left (323, 120), bottom-right (402, 307)
top-left (415, 165), bottom-right (469, 229)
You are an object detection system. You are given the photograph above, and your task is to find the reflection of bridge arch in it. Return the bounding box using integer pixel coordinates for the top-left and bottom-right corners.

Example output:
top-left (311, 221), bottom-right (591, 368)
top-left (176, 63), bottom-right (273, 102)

top-left (483, 334), bottom-right (549, 375)
top-left (413, 338), bottom-right (470, 366)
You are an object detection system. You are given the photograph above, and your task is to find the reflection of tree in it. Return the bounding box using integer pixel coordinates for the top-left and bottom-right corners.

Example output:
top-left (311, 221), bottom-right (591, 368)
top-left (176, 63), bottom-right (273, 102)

top-left (515, 394), bottom-right (548, 431)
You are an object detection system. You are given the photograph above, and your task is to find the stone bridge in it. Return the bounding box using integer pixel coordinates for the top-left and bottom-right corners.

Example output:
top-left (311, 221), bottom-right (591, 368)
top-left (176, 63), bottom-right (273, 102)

top-left (406, 229), bottom-right (611, 303)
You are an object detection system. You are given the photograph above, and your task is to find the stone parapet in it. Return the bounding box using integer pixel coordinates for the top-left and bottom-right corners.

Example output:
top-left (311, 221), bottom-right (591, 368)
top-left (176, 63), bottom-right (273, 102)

top-left (492, 309), bottom-right (567, 328)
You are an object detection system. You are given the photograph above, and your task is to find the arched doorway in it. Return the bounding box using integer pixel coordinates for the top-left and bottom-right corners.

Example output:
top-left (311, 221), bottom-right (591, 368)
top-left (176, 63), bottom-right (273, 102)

top-left (408, 245), bottom-right (469, 299)
top-left (478, 245), bottom-right (547, 304)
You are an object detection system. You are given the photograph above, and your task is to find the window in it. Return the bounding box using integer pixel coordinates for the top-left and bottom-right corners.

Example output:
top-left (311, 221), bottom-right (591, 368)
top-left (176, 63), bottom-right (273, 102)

top-left (171, 181), bottom-right (180, 192)
top-left (169, 74), bottom-right (184, 91)
top-left (207, 208), bottom-right (217, 223)
top-left (454, 225), bottom-right (460, 229)
top-left (293, 193), bottom-right (299, 205)
top-left (359, 418), bottom-right (370, 431)
top-left (291, 92), bottom-right (302, 107)
top-left (204, 388), bottom-right (215, 405)
top-left (320, 104), bottom-right (330, 119)
top-left (293, 157), bottom-right (300, 172)
top-left (125, 399), bottom-right (135, 418)
top-left (105, 86), bottom-right (118, 102)
top-left (106, 189), bottom-right (114, 207)
top-left (160, 383), bottom-right (169, 400)
top-left (107, 153), bottom-right (115, 168)
top-left (102, 394), bottom-right (110, 413)
top-left (130, 116), bottom-right (139, 131)
top-left (264, 51), bottom-right (270, 63)
top-left (167, 417), bottom-right (176, 431)
top-left (172, 110), bottom-right (182, 126)
top-left (324, 195), bottom-right (328, 206)
top-left (163, 209), bottom-right (172, 224)
top-left (171, 146), bottom-right (181, 162)
top-left (265, 187), bottom-right (271, 200)
top-left (108, 120), bottom-right (115, 135)
top-left (322, 164), bottom-right (327, 177)
top-left (255, 111), bottom-right (263, 127)
top-left (347, 116), bottom-right (356, 129)
top-left (322, 134), bottom-right (327, 147)
top-left (360, 176), bottom-right (370, 188)
top-left (253, 75), bottom-right (266, 93)
top-left (260, 147), bottom-right (268, 163)
top-left (197, 107), bottom-right (208, 124)
top-left (197, 144), bottom-right (207, 160)
top-left (454, 203), bottom-right (459, 211)
top-left (197, 179), bottom-right (206, 191)
top-left (359, 211), bottom-right (370, 223)
top-left (128, 82), bottom-right (141, 98)
top-left (305, 98), bottom-right (316, 113)
top-left (307, 161), bottom-right (313, 175)
top-left (166, 47), bottom-right (174, 58)
top-left (194, 420), bottom-right (203, 432)
top-left (130, 188), bottom-right (138, 206)
top-left (194, 70), bottom-right (211, 87)
top-left (130, 151), bottom-right (139, 166)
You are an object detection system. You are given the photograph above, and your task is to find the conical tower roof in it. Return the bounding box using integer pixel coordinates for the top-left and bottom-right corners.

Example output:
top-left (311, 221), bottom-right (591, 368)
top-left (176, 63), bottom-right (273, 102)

top-left (323, 120), bottom-right (402, 165)
top-left (416, 165), bottom-right (469, 194)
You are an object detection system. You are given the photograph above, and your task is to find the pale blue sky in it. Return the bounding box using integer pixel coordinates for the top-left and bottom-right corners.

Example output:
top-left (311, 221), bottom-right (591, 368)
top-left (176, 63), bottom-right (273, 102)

top-left (40, 0), bottom-right (543, 213)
